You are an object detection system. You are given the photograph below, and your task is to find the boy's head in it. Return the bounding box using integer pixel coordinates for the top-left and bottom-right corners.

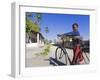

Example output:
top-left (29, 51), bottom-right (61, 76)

top-left (72, 23), bottom-right (79, 31)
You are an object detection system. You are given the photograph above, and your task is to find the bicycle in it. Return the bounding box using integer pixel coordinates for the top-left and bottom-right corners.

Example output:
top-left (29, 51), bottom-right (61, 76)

top-left (55, 34), bottom-right (90, 65)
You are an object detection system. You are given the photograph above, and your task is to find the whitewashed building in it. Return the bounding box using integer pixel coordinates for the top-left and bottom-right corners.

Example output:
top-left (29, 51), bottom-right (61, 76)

top-left (26, 31), bottom-right (45, 48)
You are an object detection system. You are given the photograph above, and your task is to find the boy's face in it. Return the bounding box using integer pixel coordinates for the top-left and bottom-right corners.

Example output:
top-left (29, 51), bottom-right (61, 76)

top-left (73, 25), bottom-right (78, 31)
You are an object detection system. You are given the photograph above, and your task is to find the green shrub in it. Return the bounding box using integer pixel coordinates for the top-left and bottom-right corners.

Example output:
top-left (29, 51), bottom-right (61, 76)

top-left (40, 44), bottom-right (51, 56)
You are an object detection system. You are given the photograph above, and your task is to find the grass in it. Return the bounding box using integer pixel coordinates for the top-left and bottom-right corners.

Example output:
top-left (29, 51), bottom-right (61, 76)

top-left (34, 43), bottom-right (51, 57)
top-left (40, 43), bottom-right (51, 56)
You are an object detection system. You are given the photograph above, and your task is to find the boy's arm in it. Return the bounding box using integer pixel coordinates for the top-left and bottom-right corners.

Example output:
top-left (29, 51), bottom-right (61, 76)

top-left (63, 31), bottom-right (80, 36)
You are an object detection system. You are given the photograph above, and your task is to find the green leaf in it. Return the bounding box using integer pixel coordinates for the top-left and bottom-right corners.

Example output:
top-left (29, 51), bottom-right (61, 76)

top-left (26, 19), bottom-right (40, 33)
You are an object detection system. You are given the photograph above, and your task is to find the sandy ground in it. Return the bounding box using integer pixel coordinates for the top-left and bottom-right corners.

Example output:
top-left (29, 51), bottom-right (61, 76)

top-left (25, 45), bottom-right (89, 67)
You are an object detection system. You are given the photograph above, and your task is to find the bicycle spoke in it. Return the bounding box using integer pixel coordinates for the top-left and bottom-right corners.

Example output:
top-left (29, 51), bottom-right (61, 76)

top-left (83, 52), bottom-right (90, 64)
top-left (55, 47), bottom-right (67, 65)
top-left (59, 50), bottom-right (64, 59)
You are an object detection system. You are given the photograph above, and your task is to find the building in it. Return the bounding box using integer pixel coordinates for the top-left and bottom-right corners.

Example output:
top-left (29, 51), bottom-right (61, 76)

top-left (26, 31), bottom-right (45, 48)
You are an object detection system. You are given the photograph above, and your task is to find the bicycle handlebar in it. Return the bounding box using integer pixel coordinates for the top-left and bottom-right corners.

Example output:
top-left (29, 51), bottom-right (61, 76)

top-left (57, 34), bottom-right (82, 40)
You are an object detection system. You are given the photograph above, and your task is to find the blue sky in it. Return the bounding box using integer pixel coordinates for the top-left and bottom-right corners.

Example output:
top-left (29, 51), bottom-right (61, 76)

top-left (26, 12), bottom-right (90, 41)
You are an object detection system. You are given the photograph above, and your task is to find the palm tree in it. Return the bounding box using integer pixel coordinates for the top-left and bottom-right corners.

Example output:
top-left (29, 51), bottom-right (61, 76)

top-left (35, 13), bottom-right (42, 26)
top-left (45, 27), bottom-right (49, 33)
top-left (44, 27), bottom-right (49, 44)
top-left (25, 12), bottom-right (41, 43)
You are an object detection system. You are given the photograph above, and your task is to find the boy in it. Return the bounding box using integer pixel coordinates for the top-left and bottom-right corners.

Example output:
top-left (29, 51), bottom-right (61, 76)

top-left (64, 23), bottom-right (84, 64)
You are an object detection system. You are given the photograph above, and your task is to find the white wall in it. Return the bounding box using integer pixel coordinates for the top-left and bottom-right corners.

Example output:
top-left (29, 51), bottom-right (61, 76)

top-left (0, 0), bottom-right (100, 80)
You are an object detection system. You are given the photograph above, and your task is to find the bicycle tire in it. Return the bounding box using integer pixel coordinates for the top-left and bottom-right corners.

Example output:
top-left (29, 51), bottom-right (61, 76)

top-left (83, 51), bottom-right (90, 64)
top-left (55, 47), bottom-right (68, 65)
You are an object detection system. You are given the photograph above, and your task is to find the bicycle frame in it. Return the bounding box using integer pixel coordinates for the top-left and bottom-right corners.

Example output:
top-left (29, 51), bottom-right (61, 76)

top-left (55, 35), bottom-right (88, 65)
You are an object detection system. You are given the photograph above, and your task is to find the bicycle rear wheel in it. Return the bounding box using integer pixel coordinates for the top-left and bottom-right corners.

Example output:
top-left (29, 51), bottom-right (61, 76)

top-left (55, 47), bottom-right (68, 65)
top-left (83, 51), bottom-right (90, 64)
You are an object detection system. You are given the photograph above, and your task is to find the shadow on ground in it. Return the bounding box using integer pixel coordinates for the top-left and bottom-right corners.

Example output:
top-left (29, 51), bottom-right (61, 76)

top-left (45, 57), bottom-right (66, 66)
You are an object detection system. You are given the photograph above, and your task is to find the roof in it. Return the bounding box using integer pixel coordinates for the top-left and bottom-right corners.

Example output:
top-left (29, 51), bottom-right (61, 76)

top-left (31, 30), bottom-right (45, 39)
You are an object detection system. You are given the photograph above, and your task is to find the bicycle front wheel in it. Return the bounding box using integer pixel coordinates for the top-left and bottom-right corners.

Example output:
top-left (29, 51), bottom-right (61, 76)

top-left (55, 47), bottom-right (67, 65)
